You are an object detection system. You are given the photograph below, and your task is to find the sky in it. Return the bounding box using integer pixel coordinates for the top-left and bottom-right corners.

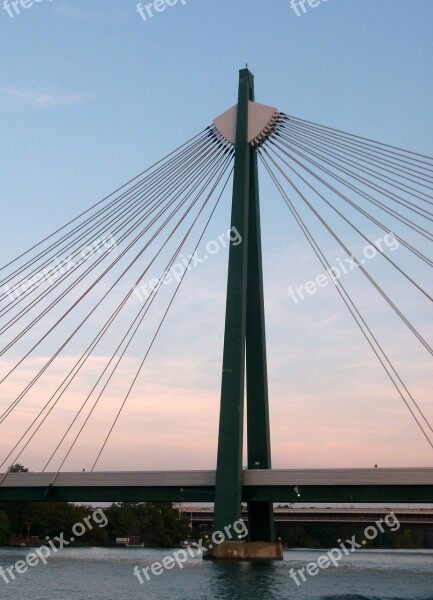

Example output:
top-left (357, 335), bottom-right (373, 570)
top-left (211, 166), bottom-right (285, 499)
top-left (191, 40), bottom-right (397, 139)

top-left (0, 0), bottom-right (432, 474)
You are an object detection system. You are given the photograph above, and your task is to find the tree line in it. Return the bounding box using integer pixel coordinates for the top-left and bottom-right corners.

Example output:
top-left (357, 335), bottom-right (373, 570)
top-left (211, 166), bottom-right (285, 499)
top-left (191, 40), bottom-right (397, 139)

top-left (275, 523), bottom-right (433, 549)
top-left (0, 501), bottom-right (189, 547)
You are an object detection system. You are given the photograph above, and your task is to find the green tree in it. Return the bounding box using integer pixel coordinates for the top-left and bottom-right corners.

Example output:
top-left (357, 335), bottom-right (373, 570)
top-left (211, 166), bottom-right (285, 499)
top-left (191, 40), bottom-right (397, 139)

top-left (105, 503), bottom-right (140, 539)
top-left (106, 502), bottom-right (189, 547)
top-left (7, 464), bottom-right (29, 473)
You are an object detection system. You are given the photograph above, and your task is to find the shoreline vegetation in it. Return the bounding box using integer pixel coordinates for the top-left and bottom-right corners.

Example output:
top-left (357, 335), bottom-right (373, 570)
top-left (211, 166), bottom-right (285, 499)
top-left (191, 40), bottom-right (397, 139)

top-left (0, 500), bottom-right (190, 548)
top-left (1, 502), bottom-right (432, 550)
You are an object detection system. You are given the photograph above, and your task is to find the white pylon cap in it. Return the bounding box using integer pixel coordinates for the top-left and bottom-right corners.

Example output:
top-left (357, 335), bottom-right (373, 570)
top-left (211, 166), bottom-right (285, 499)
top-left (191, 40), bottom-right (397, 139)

top-left (213, 101), bottom-right (280, 146)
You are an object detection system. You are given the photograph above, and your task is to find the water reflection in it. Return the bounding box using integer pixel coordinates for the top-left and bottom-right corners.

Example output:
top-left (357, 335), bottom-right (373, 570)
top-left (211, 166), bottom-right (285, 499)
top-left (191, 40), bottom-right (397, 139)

top-left (208, 560), bottom-right (286, 600)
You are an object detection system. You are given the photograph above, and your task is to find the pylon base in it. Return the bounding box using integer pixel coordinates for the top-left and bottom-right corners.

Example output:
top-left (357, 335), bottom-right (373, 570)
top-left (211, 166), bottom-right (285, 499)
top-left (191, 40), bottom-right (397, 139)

top-left (203, 540), bottom-right (283, 561)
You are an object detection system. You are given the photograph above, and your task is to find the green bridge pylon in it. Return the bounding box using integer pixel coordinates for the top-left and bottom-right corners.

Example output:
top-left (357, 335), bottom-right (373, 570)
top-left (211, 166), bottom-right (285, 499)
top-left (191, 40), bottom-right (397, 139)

top-left (213, 69), bottom-right (275, 543)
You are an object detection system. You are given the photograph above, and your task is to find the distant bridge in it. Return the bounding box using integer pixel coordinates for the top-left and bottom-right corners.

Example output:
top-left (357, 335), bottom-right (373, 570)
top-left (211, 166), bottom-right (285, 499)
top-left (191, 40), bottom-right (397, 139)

top-left (182, 506), bottom-right (433, 528)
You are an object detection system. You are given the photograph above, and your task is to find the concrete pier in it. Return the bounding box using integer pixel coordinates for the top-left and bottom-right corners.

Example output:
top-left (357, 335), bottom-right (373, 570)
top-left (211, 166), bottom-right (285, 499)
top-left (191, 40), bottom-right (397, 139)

top-left (203, 540), bottom-right (284, 561)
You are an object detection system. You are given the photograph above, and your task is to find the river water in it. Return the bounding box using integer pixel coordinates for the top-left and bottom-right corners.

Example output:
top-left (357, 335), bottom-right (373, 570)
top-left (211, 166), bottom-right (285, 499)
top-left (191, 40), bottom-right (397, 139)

top-left (0, 547), bottom-right (432, 600)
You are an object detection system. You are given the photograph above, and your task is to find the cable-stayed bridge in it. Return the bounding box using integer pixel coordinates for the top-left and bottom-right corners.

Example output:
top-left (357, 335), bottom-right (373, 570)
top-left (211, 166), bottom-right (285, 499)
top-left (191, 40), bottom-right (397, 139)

top-left (0, 70), bottom-right (432, 552)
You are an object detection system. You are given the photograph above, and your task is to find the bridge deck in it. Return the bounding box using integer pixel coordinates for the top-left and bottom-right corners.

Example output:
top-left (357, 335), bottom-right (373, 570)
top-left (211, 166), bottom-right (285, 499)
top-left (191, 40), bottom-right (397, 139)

top-left (1, 468), bottom-right (432, 503)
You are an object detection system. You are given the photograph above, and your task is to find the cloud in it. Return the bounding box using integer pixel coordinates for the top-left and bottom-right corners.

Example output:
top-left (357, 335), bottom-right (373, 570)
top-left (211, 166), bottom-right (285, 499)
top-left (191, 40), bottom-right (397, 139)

top-left (0, 85), bottom-right (94, 111)
top-left (1, 339), bottom-right (432, 473)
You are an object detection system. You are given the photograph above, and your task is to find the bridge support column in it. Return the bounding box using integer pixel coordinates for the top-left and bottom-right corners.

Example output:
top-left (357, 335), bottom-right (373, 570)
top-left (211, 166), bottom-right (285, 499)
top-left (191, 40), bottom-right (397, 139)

top-left (213, 68), bottom-right (251, 536)
top-left (246, 134), bottom-right (274, 543)
top-left (212, 68), bottom-right (279, 560)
